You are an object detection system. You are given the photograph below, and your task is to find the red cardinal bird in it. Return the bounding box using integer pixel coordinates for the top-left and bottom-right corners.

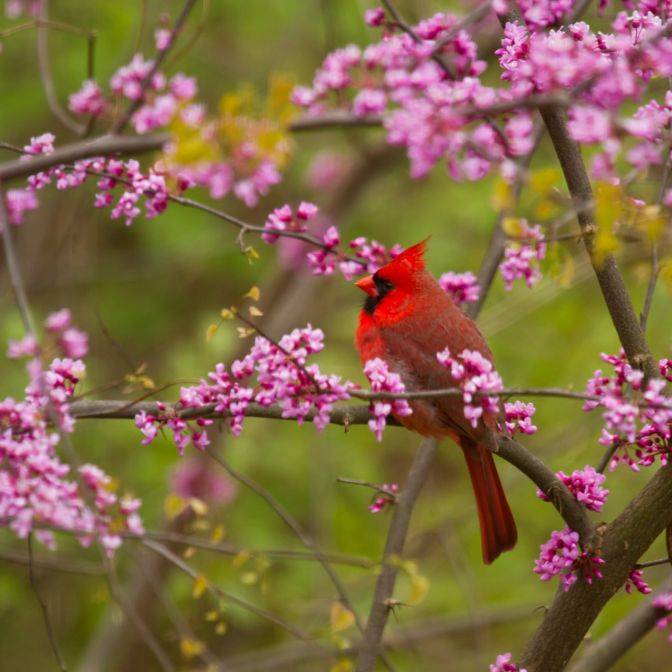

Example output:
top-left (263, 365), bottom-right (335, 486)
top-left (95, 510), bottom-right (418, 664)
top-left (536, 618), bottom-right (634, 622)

top-left (355, 239), bottom-right (516, 564)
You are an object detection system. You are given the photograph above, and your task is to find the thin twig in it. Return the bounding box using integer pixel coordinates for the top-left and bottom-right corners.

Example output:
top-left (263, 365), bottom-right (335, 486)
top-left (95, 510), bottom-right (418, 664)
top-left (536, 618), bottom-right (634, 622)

top-left (111, 0), bottom-right (199, 134)
top-left (204, 448), bottom-right (397, 669)
top-left (0, 185), bottom-right (36, 333)
top-left (103, 555), bottom-right (176, 672)
top-left (27, 535), bottom-right (68, 671)
top-left (36, 1), bottom-right (85, 135)
top-left (143, 540), bottom-right (322, 645)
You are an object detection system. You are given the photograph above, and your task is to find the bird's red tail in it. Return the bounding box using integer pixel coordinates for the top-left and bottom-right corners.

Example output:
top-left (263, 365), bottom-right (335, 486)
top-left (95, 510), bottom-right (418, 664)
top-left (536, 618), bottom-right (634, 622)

top-left (460, 440), bottom-right (517, 564)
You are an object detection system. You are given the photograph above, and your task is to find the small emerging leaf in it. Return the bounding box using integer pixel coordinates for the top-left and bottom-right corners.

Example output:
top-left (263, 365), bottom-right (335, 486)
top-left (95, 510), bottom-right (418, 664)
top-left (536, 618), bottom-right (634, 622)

top-left (330, 602), bottom-right (355, 633)
top-left (210, 524), bottom-right (225, 543)
top-left (205, 610), bottom-right (218, 622)
top-left (408, 573), bottom-right (430, 606)
top-left (180, 637), bottom-right (205, 660)
top-left (220, 307), bottom-right (236, 320)
top-left (331, 659), bottom-right (354, 672)
top-left (248, 305), bottom-right (263, 317)
top-left (215, 621), bottom-right (228, 636)
top-left (244, 286), bottom-right (261, 301)
top-left (164, 494), bottom-right (186, 521)
top-left (206, 323), bottom-right (219, 342)
top-left (192, 574), bottom-right (208, 599)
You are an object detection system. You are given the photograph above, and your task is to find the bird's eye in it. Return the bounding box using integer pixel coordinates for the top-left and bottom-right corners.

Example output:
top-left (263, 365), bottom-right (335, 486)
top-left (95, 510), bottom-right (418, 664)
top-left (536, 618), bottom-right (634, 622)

top-left (374, 276), bottom-right (394, 295)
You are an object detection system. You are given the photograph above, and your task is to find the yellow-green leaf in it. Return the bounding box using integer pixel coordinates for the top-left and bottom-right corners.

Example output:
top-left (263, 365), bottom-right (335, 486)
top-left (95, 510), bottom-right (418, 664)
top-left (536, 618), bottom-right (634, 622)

top-left (210, 524), bottom-right (225, 543)
top-left (164, 494), bottom-right (186, 521)
top-left (408, 573), bottom-right (430, 606)
top-left (180, 637), bottom-right (205, 660)
top-left (206, 323), bottom-right (219, 342)
top-left (215, 621), bottom-right (228, 636)
top-left (502, 216), bottom-right (523, 237)
top-left (594, 181), bottom-right (622, 267)
top-left (192, 574), bottom-right (208, 599)
top-left (248, 305), bottom-right (263, 317)
top-left (244, 286), bottom-right (261, 301)
top-left (330, 659), bottom-right (354, 672)
top-left (330, 602), bottom-right (355, 633)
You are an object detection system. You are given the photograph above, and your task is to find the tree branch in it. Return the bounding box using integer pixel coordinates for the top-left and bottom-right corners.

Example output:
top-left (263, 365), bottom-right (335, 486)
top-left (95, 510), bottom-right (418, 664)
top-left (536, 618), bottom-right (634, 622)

top-left (538, 104), bottom-right (656, 379)
top-left (520, 463), bottom-right (672, 672)
top-left (566, 577), bottom-right (672, 672)
top-left (355, 437), bottom-right (438, 672)
top-left (27, 535), bottom-right (68, 671)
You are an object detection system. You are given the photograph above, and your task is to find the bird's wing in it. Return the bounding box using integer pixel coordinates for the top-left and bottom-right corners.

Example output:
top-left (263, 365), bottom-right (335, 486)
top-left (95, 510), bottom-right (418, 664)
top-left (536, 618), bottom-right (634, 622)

top-left (379, 305), bottom-right (495, 441)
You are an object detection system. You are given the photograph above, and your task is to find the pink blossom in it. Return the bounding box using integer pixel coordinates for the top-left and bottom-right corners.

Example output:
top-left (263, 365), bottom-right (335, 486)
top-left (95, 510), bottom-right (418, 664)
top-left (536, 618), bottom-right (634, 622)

top-left (5, 189), bottom-right (38, 225)
top-left (45, 308), bottom-right (72, 332)
top-left (364, 358), bottom-right (412, 441)
top-left (7, 334), bottom-right (39, 359)
top-left (499, 221), bottom-right (546, 290)
top-left (170, 457), bottom-right (238, 504)
top-left (490, 653), bottom-right (527, 672)
top-left (136, 324), bottom-right (356, 449)
top-left (1, 317), bottom-right (141, 555)
top-left (364, 7), bottom-right (386, 27)
top-left (68, 80), bottom-right (107, 117)
top-left (438, 271), bottom-right (480, 306)
top-left (155, 28), bottom-right (173, 51)
top-left (368, 483), bottom-right (399, 513)
top-left (583, 351), bottom-right (672, 470)
top-left (110, 54), bottom-right (164, 101)
top-left (23, 132), bottom-right (55, 156)
top-left (625, 568), bottom-right (651, 595)
top-left (436, 347), bottom-right (503, 428)
top-left (353, 88), bottom-right (387, 117)
top-left (654, 592), bottom-right (672, 642)
top-left (502, 401), bottom-right (538, 435)
top-left (170, 73), bottom-right (197, 101)
top-left (58, 328), bottom-right (89, 359)
top-left (537, 466), bottom-right (609, 512)
top-left (534, 527), bottom-right (604, 591)
top-left (262, 202), bottom-right (317, 244)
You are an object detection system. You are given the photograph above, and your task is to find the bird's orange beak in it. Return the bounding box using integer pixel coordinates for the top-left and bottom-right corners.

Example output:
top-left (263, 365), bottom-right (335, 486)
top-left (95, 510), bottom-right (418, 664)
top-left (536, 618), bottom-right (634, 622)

top-left (355, 275), bottom-right (376, 297)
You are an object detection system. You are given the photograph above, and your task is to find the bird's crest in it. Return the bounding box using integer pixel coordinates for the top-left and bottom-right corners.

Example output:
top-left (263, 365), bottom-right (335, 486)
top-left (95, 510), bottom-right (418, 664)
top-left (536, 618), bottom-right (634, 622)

top-left (384, 237), bottom-right (429, 276)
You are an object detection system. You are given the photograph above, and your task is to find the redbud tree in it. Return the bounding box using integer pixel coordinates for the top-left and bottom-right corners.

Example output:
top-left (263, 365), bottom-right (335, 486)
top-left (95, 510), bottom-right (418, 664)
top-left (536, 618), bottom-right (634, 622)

top-left (1, 1), bottom-right (672, 671)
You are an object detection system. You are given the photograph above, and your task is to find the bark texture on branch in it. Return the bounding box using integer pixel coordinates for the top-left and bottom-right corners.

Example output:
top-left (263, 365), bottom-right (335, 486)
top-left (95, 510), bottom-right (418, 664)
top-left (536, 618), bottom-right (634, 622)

top-left (355, 438), bottom-right (439, 672)
top-left (567, 578), bottom-right (672, 672)
top-left (539, 106), bottom-right (656, 380)
top-left (520, 463), bottom-right (672, 672)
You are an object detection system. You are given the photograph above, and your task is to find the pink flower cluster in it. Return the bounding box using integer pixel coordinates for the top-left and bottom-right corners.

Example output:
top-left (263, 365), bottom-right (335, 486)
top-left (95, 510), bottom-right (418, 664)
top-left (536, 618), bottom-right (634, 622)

top-left (438, 271), bottom-right (480, 306)
top-left (5, 0), bottom-right (42, 19)
top-left (261, 202), bottom-right (404, 279)
top-left (499, 221), bottom-right (546, 290)
top-left (496, 0), bottom-right (575, 30)
top-left (534, 527), bottom-right (605, 591)
top-left (293, 11), bottom-right (535, 181)
top-left (625, 568), bottom-right (651, 595)
top-left (436, 348), bottom-right (503, 428)
top-left (68, 80), bottom-right (107, 117)
top-left (535, 466), bottom-right (608, 590)
top-left (490, 652), bottom-right (527, 672)
top-left (136, 325), bottom-right (355, 452)
top-left (19, 144), bottom-right (172, 227)
top-left (364, 358), bottom-right (412, 441)
top-left (498, 11), bottom-right (672, 180)
top-left (502, 401), bottom-right (538, 436)
top-left (1, 311), bottom-right (142, 555)
top-left (583, 351), bottom-right (672, 470)
top-left (368, 483), bottom-right (399, 514)
top-left (654, 592), bottom-right (672, 642)
top-left (66, 54), bottom-right (284, 207)
top-left (537, 465), bottom-right (609, 512)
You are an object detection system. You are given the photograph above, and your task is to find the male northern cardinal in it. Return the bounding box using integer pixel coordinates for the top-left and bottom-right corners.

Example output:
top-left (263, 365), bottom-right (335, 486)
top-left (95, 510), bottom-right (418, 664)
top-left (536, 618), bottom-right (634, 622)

top-left (355, 239), bottom-right (516, 564)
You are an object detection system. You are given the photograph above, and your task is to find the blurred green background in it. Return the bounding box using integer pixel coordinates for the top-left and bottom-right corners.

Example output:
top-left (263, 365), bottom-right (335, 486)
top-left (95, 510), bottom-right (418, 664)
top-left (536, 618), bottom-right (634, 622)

top-left (0, 1), bottom-right (670, 670)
